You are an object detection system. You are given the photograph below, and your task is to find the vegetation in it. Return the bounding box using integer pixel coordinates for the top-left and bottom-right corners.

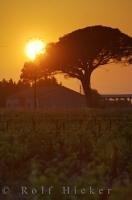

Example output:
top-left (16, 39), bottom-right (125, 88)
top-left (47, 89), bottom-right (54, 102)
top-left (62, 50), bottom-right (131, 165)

top-left (0, 77), bottom-right (58, 108)
top-left (40, 26), bottom-right (132, 106)
top-left (0, 108), bottom-right (132, 200)
top-left (20, 61), bottom-right (58, 108)
top-left (19, 26), bottom-right (132, 107)
top-left (0, 26), bottom-right (132, 200)
top-left (0, 79), bottom-right (30, 107)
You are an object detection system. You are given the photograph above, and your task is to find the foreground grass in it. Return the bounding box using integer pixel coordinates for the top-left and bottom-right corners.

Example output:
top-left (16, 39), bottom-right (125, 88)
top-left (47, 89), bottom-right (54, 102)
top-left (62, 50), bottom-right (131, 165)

top-left (0, 108), bottom-right (132, 200)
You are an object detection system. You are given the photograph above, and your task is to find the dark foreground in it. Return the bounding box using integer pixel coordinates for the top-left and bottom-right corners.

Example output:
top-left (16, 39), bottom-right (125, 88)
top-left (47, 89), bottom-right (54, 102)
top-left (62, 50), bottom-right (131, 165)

top-left (0, 108), bottom-right (132, 200)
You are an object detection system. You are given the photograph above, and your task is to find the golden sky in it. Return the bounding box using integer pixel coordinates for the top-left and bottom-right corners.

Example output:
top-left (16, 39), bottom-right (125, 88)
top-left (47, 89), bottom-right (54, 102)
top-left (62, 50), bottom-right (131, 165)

top-left (0, 0), bottom-right (132, 93)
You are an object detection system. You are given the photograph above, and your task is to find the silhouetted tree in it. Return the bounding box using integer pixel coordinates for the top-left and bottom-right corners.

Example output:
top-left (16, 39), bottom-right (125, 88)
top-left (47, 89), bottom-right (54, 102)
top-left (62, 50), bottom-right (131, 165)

top-left (20, 61), bottom-right (44, 108)
top-left (20, 61), bottom-right (58, 108)
top-left (20, 62), bottom-right (43, 84)
top-left (42, 25), bottom-right (132, 106)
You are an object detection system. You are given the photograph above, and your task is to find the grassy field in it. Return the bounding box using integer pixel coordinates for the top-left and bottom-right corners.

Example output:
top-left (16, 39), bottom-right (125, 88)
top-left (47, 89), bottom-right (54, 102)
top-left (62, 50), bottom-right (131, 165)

top-left (0, 108), bottom-right (132, 200)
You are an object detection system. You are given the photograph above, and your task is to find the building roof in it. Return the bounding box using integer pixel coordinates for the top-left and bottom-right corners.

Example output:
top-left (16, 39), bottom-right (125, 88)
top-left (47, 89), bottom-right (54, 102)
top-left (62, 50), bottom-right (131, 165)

top-left (7, 85), bottom-right (86, 108)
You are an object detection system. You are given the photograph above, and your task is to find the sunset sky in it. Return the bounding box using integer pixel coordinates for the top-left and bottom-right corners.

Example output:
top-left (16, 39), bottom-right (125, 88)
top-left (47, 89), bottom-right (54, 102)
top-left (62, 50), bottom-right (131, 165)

top-left (0, 0), bottom-right (132, 94)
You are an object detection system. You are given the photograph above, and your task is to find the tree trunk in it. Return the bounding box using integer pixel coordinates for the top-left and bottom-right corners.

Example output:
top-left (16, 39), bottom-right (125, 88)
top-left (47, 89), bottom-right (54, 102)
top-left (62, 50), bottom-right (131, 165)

top-left (81, 71), bottom-right (93, 107)
top-left (34, 78), bottom-right (37, 109)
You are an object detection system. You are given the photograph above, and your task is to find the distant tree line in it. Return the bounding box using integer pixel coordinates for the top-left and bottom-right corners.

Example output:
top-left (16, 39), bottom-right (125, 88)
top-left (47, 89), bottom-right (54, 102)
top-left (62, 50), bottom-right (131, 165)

top-left (0, 79), bottom-right (28, 107)
top-left (0, 77), bottom-right (58, 107)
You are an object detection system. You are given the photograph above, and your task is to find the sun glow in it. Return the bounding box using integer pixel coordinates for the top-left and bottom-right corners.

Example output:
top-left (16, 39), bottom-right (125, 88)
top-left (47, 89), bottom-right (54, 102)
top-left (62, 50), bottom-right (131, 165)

top-left (26, 39), bottom-right (46, 60)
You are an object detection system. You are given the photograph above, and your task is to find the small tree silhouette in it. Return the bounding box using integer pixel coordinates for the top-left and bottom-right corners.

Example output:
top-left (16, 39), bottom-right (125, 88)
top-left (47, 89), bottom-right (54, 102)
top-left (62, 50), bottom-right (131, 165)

top-left (20, 61), bottom-right (57, 108)
top-left (20, 62), bottom-right (43, 108)
top-left (42, 25), bottom-right (132, 107)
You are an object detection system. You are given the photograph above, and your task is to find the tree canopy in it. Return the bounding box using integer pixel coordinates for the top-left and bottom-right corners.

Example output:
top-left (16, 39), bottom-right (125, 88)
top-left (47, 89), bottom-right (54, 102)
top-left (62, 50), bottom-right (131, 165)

top-left (41, 25), bottom-right (132, 106)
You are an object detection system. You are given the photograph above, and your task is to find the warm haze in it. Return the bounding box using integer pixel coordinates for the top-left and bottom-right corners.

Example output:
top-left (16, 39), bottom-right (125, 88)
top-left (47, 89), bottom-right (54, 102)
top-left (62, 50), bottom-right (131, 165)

top-left (0, 0), bottom-right (132, 93)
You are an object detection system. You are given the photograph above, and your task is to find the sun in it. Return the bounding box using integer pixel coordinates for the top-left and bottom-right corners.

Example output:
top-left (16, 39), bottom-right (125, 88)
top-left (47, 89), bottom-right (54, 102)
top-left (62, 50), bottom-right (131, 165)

top-left (25, 39), bottom-right (46, 60)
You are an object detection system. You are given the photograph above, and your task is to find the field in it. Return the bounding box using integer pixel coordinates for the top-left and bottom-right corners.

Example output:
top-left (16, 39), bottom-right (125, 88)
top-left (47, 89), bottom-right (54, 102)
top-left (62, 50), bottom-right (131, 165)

top-left (0, 108), bottom-right (132, 200)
